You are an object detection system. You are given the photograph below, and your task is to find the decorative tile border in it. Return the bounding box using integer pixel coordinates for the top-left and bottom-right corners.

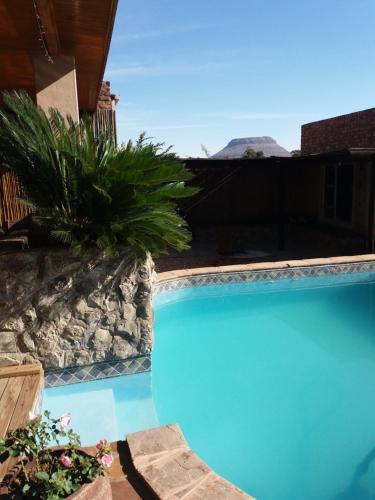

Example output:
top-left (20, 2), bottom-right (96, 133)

top-left (45, 355), bottom-right (151, 388)
top-left (154, 260), bottom-right (375, 295)
top-left (45, 256), bottom-right (375, 388)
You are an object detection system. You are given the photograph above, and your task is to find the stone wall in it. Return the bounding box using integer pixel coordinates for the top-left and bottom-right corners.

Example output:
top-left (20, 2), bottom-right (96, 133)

top-left (0, 249), bottom-right (155, 370)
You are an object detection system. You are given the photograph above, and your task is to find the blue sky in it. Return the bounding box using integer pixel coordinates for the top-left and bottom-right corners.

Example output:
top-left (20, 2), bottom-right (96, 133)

top-left (105, 0), bottom-right (375, 157)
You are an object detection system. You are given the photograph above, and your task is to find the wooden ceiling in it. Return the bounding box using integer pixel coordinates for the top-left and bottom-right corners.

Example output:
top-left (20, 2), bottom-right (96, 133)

top-left (0, 0), bottom-right (118, 112)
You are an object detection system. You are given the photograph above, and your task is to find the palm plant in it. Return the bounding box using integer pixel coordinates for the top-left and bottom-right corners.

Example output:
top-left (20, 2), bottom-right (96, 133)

top-left (0, 91), bottom-right (198, 257)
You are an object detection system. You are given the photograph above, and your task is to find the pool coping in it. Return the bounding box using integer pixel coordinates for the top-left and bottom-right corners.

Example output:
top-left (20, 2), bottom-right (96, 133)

top-left (154, 254), bottom-right (375, 294)
top-left (45, 254), bottom-right (375, 388)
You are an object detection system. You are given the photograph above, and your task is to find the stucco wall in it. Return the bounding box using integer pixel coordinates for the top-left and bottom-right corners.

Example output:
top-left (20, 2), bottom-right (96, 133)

top-left (34, 55), bottom-right (79, 122)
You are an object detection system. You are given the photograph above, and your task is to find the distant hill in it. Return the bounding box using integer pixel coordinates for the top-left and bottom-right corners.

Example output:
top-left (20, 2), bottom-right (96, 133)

top-left (212, 137), bottom-right (290, 158)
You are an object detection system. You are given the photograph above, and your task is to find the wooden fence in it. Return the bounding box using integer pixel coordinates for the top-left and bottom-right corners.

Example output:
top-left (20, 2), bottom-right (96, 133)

top-left (93, 109), bottom-right (117, 147)
top-left (0, 167), bottom-right (30, 232)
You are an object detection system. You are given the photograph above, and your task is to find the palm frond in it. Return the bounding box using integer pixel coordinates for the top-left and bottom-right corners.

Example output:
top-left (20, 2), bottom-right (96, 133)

top-left (0, 91), bottom-right (199, 257)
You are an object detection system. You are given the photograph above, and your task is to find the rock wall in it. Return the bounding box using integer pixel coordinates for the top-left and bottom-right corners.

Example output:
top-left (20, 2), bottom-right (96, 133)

top-left (0, 249), bottom-right (155, 370)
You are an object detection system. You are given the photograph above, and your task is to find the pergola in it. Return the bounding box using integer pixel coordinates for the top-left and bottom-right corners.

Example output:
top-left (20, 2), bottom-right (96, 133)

top-left (0, 0), bottom-right (118, 115)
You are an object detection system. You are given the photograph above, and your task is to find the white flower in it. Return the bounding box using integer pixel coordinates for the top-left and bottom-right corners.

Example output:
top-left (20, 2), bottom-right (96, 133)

top-left (28, 411), bottom-right (38, 422)
top-left (59, 413), bottom-right (71, 430)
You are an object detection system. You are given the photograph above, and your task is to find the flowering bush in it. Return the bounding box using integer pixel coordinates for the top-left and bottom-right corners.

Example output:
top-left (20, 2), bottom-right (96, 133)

top-left (0, 410), bottom-right (113, 499)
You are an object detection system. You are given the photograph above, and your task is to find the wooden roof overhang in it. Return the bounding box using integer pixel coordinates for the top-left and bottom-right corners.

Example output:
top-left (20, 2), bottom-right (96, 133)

top-left (0, 0), bottom-right (118, 112)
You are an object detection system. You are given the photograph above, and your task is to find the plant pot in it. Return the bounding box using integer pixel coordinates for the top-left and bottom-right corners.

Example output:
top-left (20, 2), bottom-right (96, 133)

top-left (2, 449), bottom-right (112, 500)
top-left (67, 474), bottom-right (112, 499)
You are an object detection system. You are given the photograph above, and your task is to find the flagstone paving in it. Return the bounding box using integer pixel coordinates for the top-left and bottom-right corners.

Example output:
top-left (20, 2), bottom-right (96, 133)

top-left (127, 424), bottom-right (254, 500)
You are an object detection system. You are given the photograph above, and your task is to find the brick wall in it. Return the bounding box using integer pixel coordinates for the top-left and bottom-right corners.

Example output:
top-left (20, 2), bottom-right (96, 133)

top-left (97, 81), bottom-right (114, 110)
top-left (301, 108), bottom-right (375, 155)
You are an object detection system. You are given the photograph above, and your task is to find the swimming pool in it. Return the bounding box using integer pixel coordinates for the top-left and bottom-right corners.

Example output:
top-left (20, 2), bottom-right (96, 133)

top-left (45, 270), bottom-right (375, 500)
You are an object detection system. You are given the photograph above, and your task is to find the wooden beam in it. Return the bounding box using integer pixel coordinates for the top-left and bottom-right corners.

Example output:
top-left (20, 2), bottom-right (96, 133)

top-left (34, 0), bottom-right (60, 56)
top-left (0, 363), bottom-right (43, 380)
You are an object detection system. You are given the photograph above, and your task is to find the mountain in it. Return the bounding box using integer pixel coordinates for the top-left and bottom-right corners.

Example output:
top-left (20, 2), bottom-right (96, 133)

top-left (212, 136), bottom-right (290, 158)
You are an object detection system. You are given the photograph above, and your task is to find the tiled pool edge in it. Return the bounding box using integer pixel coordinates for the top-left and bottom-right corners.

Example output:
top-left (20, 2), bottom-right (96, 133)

top-left (154, 254), bottom-right (375, 294)
top-left (45, 355), bottom-right (151, 388)
top-left (45, 254), bottom-right (375, 388)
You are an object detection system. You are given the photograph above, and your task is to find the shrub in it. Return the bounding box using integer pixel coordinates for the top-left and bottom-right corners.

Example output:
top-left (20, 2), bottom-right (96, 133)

top-left (242, 148), bottom-right (264, 159)
top-left (0, 411), bottom-right (113, 499)
top-left (0, 91), bottom-right (198, 257)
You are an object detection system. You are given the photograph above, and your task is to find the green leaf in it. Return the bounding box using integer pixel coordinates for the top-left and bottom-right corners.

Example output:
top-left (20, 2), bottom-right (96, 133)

top-left (22, 483), bottom-right (31, 493)
top-left (35, 471), bottom-right (50, 481)
top-left (0, 91), bottom-right (198, 257)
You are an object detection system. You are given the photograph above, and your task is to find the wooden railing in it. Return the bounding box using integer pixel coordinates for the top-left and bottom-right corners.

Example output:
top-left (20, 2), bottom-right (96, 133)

top-left (0, 167), bottom-right (30, 232)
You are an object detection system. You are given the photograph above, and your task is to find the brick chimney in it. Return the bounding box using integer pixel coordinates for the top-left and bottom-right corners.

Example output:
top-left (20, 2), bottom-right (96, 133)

top-left (97, 81), bottom-right (119, 111)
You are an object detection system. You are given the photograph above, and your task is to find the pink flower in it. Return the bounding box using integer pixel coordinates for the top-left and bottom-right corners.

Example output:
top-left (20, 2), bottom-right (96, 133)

top-left (28, 411), bottom-right (38, 422)
top-left (60, 452), bottom-right (73, 468)
top-left (100, 453), bottom-right (113, 468)
top-left (59, 413), bottom-right (71, 430)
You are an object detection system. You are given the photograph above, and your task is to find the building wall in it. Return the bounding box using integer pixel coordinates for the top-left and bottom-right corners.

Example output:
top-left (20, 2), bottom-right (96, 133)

top-left (351, 162), bottom-right (371, 234)
top-left (285, 163), bottom-right (322, 219)
top-left (301, 108), bottom-right (375, 155)
top-left (184, 158), bottom-right (371, 242)
top-left (317, 161), bottom-right (371, 235)
top-left (184, 160), bottom-right (322, 227)
top-left (33, 56), bottom-right (79, 122)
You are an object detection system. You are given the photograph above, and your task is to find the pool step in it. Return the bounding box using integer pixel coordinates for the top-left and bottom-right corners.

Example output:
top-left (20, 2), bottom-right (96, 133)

top-left (127, 424), bottom-right (255, 500)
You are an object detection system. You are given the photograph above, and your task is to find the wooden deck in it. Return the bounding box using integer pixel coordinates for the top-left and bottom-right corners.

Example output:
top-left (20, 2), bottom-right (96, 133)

top-left (0, 363), bottom-right (44, 482)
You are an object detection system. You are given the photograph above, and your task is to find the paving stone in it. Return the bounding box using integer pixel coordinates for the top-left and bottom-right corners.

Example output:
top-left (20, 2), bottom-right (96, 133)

top-left (182, 473), bottom-right (254, 500)
top-left (139, 450), bottom-right (211, 499)
top-left (128, 424), bottom-right (188, 468)
top-left (127, 425), bottom-right (254, 500)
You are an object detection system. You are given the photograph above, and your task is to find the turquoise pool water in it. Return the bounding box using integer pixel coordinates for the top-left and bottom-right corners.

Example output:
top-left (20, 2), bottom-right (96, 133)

top-left (45, 271), bottom-right (375, 500)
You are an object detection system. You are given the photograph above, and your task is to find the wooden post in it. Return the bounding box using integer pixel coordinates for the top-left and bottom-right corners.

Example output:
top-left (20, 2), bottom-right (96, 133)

top-left (367, 160), bottom-right (375, 253)
top-left (278, 164), bottom-right (286, 251)
top-left (0, 168), bottom-right (7, 232)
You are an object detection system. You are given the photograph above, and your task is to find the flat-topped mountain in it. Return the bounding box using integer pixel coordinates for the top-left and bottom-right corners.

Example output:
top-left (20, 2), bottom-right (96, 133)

top-left (212, 136), bottom-right (290, 158)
